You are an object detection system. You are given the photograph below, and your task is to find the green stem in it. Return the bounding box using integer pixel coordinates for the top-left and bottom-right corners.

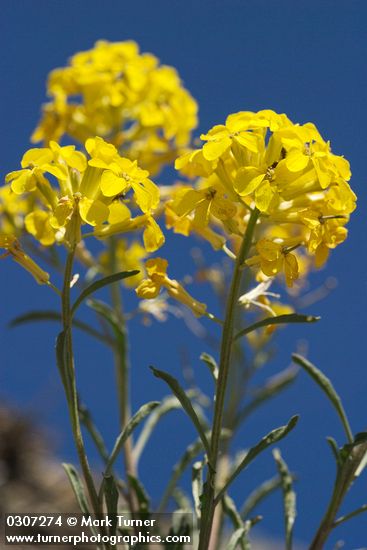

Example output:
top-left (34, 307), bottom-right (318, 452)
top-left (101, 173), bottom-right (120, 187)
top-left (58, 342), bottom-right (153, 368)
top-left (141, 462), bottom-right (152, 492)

top-left (198, 208), bottom-right (260, 550)
top-left (61, 249), bottom-right (101, 520)
top-left (310, 441), bottom-right (367, 549)
top-left (108, 238), bottom-right (137, 511)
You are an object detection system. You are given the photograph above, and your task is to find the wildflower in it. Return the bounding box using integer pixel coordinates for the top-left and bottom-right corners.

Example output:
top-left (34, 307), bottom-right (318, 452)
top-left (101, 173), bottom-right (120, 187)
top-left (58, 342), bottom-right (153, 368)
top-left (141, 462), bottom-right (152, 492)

top-left (32, 40), bottom-right (198, 174)
top-left (247, 238), bottom-right (300, 287)
top-left (4, 138), bottom-right (162, 250)
top-left (170, 109), bottom-right (356, 283)
top-left (136, 258), bottom-right (207, 317)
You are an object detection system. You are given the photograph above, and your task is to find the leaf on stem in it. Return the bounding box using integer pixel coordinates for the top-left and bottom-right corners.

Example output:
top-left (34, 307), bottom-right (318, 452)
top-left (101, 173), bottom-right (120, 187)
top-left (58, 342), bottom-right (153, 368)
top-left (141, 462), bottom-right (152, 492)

top-left (234, 313), bottom-right (320, 341)
top-left (334, 503), bottom-right (367, 527)
top-left (127, 474), bottom-right (151, 515)
top-left (9, 310), bottom-right (111, 346)
top-left (241, 475), bottom-right (283, 518)
top-left (215, 416), bottom-right (299, 504)
top-left (223, 495), bottom-right (254, 550)
top-left (292, 354), bottom-right (353, 444)
top-left (103, 475), bottom-right (119, 535)
top-left (158, 430), bottom-right (231, 513)
top-left (236, 367), bottom-right (299, 424)
top-left (56, 330), bottom-right (71, 396)
top-left (105, 401), bottom-right (160, 477)
top-left (273, 449), bottom-right (296, 550)
top-left (192, 461), bottom-right (204, 519)
top-left (71, 270), bottom-right (139, 316)
top-left (63, 463), bottom-right (91, 515)
top-left (150, 366), bottom-right (211, 459)
top-left (133, 395), bottom-right (188, 465)
top-left (200, 352), bottom-right (218, 381)
top-left (79, 402), bottom-right (109, 463)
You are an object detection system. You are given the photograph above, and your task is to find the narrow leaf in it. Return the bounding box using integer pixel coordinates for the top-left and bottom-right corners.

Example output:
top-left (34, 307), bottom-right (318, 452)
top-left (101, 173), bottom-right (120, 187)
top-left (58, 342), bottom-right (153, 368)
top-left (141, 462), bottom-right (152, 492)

top-left (158, 430), bottom-right (231, 513)
top-left (227, 528), bottom-right (247, 550)
top-left (133, 395), bottom-right (186, 465)
top-left (241, 475), bottom-right (283, 518)
top-left (236, 367), bottom-right (299, 425)
top-left (234, 313), bottom-right (320, 341)
top-left (192, 461), bottom-right (203, 519)
top-left (56, 330), bottom-right (70, 396)
top-left (10, 310), bottom-right (111, 345)
top-left (71, 270), bottom-right (139, 315)
top-left (63, 463), bottom-right (91, 515)
top-left (223, 495), bottom-right (249, 550)
top-left (159, 437), bottom-right (206, 513)
top-left (326, 437), bottom-right (341, 466)
top-left (103, 475), bottom-right (119, 535)
top-left (150, 366), bottom-right (211, 459)
top-left (200, 352), bottom-right (218, 381)
top-left (105, 401), bottom-right (159, 476)
top-left (215, 416), bottom-right (299, 504)
top-left (79, 402), bottom-right (109, 463)
top-left (273, 449), bottom-right (296, 550)
top-left (127, 474), bottom-right (151, 515)
top-left (292, 354), bottom-right (353, 443)
top-left (334, 503), bottom-right (367, 527)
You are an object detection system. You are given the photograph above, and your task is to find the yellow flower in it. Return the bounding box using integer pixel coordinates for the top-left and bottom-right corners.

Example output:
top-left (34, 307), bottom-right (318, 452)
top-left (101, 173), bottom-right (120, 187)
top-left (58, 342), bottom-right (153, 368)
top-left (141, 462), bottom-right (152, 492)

top-left (247, 238), bottom-right (300, 287)
top-left (171, 185), bottom-right (236, 228)
top-left (0, 235), bottom-right (50, 285)
top-left (4, 137), bottom-right (162, 250)
top-left (32, 40), bottom-right (198, 174)
top-left (136, 258), bottom-right (207, 317)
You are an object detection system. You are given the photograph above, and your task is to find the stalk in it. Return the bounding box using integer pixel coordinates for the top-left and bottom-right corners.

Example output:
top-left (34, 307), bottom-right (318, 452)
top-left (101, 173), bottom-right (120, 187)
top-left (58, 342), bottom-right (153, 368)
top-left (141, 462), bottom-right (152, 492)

top-left (310, 441), bottom-right (367, 550)
top-left (198, 208), bottom-right (260, 550)
top-left (61, 249), bottom-right (102, 521)
top-left (108, 238), bottom-right (138, 513)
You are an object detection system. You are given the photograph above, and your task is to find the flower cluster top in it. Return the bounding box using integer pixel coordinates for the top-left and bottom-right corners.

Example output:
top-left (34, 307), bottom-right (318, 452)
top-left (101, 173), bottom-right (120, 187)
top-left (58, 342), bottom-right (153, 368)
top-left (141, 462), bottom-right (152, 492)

top-left (5, 137), bottom-right (164, 251)
top-left (0, 41), bottom-right (358, 312)
top-left (170, 109), bottom-right (356, 286)
top-left (32, 40), bottom-right (198, 175)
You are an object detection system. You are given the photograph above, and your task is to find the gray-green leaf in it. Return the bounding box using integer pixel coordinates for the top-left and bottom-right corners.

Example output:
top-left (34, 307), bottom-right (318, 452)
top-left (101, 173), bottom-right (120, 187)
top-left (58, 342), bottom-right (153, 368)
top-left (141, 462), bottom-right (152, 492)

top-left (292, 354), bottom-right (353, 443)
top-left (71, 270), bottom-right (139, 316)
top-left (234, 314), bottom-right (319, 341)
top-left (63, 463), bottom-right (91, 515)
top-left (150, 367), bottom-right (211, 459)
top-left (273, 449), bottom-right (296, 550)
top-left (215, 416), bottom-right (299, 504)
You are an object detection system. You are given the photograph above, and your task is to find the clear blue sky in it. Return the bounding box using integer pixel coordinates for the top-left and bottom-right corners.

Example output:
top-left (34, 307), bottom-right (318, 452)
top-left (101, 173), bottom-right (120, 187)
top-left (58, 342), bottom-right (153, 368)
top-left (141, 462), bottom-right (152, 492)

top-left (1, 1), bottom-right (367, 546)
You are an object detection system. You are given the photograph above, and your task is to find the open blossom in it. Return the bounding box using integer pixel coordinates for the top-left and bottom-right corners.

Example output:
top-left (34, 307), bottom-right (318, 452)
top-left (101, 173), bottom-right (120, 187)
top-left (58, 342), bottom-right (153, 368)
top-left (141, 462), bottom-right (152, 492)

top-left (32, 40), bottom-right (198, 175)
top-left (171, 109), bottom-right (356, 287)
top-left (5, 137), bottom-right (163, 251)
top-left (136, 258), bottom-right (207, 317)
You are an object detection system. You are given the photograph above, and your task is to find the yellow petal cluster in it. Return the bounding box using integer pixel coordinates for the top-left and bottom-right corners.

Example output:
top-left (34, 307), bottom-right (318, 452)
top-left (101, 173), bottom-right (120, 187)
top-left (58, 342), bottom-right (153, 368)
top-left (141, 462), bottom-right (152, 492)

top-left (32, 40), bottom-right (198, 174)
top-left (172, 109), bottom-right (356, 286)
top-left (5, 137), bottom-right (163, 250)
top-left (136, 258), bottom-right (207, 317)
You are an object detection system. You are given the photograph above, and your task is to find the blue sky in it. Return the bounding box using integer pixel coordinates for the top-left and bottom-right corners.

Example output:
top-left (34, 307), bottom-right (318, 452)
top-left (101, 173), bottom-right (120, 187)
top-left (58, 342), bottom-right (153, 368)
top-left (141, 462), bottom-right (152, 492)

top-left (1, 1), bottom-right (367, 546)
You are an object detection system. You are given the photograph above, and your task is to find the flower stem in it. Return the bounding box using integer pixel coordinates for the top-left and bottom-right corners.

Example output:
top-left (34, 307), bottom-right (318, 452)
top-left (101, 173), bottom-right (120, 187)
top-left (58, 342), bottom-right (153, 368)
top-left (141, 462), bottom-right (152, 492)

top-left (108, 238), bottom-right (138, 512)
top-left (61, 249), bottom-right (101, 519)
top-left (198, 208), bottom-right (260, 550)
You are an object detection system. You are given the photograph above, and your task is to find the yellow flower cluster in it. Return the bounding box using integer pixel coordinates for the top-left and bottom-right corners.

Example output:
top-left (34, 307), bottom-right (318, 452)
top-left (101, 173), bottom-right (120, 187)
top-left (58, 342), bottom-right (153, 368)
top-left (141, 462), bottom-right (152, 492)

top-left (171, 109), bottom-right (356, 286)
top-left (32, 40), bottom-right (198, 174)
top-left (5, 137), bottom-right (164, 250)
